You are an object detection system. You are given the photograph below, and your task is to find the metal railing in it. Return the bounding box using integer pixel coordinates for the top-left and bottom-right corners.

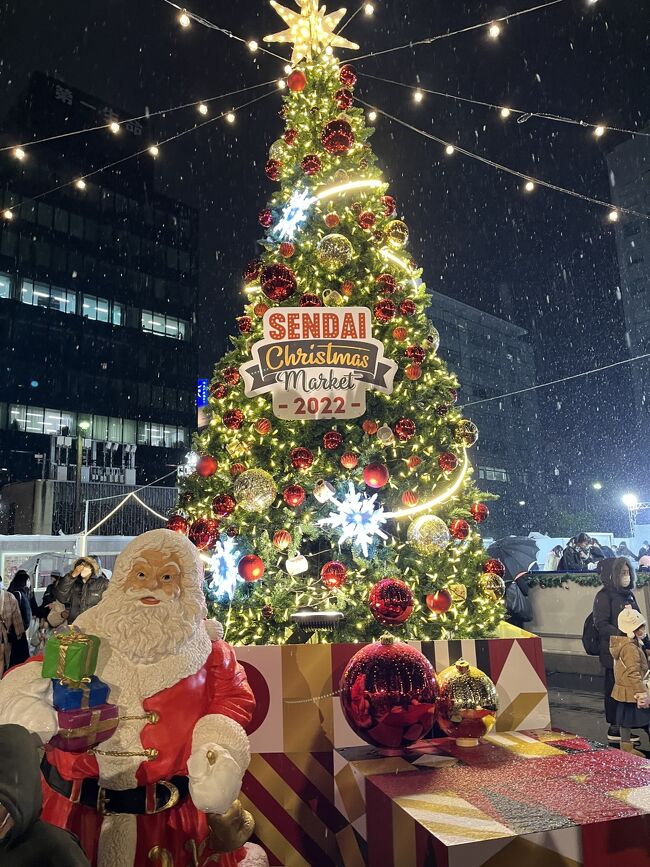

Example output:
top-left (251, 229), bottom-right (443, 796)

top-left (52, 481), bottom-right (176, 536)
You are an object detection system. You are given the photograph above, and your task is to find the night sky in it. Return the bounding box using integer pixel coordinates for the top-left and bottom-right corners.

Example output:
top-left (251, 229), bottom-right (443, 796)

top-left (1, 0), bottom-right (648, 516)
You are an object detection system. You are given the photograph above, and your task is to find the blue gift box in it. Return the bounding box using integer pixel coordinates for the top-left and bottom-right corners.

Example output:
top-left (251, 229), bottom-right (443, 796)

top-left (52, 675), bottom-right (110, 711)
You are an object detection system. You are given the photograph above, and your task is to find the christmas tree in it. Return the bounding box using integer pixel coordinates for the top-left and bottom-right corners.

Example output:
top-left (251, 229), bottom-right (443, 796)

top-left (173, 0), bottom-right (505, 645)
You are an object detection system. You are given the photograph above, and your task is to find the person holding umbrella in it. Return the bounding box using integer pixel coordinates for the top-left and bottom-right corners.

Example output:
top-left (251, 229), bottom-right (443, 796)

top-left (487, 537), bottom-right (537, 629)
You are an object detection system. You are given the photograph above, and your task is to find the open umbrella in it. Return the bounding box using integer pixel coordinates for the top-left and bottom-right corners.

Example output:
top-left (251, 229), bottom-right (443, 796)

top-left (487, 537), bottom-right (539, 582)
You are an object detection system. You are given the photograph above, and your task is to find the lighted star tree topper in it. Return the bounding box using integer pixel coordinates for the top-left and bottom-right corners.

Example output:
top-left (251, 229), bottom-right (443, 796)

top-left (264, 0), bottom-right (359, 63)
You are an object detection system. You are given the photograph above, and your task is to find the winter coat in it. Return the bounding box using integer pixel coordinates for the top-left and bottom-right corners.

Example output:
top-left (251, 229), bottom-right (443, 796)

top-left (0, 724), bottom-right (90, 866)
top-left (544, 551), bottom-right (561, 571)
top-left (610, 635), bottom-right (650, 703)
top-left (54, 557), bottom-right (109, 624)
top-left (558, 545), bottom-right (587, 572)
top-left (0, 591), bottom-right (23, 674)
top-left (11, 588), bottom-right (32, 631)
top-left (593, 558), bottom-right (646, 669)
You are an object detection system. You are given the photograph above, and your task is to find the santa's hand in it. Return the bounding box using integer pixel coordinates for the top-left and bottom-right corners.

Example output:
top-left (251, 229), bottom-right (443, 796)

top-left (207, 799), bottom-right (255, 854)
top-left (188, 743), bottom-right (244, 815)
top-left (0, 662), bottom-right (58, 744)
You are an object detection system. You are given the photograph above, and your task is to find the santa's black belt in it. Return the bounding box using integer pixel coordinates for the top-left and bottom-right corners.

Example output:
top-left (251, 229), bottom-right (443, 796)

top-left (41, 757), bottom-right (189, 815)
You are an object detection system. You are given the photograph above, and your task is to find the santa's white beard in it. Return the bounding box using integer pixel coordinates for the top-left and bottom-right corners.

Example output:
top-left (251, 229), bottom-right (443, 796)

top-left (80, 588), bottom-right (206, 664)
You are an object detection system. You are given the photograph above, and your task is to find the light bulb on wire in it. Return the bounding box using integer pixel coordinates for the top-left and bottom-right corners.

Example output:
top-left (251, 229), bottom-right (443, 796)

top-left (248, 40), bottom-right (259, 52)
top-left (75, 178), bottom-right (87, 190)
top-left (488, 22), bottom-right (501, 39)
top-left (594, 125), bottom-right (605, 138)
top-left (284, 64), bottom-right (292, 75)
top-left (445, 144), bottom-right (455, 156)
top-left (608, 209), bottom-right (619, 223)
top-left (500, 107), bottom-right (511, 119)
top-left (109, 121), bottom-right (120, 134)
top-left (367, 110), bottom-right (377, 122)
top-left (178, 10), bottom-right (191, 27)
top-left (413, 90), bottom-right (424, 104)
top-left (278, 79), bottom-right (287, 89)
top-left (198, 103), bottom-right (208, 115)
top-left (524, 180), bottom-right (535, 193)
top-left (225, 111), bottom-right (236, 124)
top-left (3, 209), bottom-right (13, 221)
top-left (13, 147), bottom-right (26, 161)
top-left (364, 3), bottom-right (374, 14)
top-left (148, 145), bottom-right (159, 157)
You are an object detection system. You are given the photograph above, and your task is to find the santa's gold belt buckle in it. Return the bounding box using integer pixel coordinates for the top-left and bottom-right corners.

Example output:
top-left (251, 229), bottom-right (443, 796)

top-left (147, 780), bottom-right (180, 815)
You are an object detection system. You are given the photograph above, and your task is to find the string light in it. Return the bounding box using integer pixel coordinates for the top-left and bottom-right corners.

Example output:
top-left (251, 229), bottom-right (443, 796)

top-left (500, 107), bottom-right (511, 119)
top-left (148, 145), bottom-right (160, 157)
top-left (413, 90), bottom-right (424, 103)
top-left (445, 144), bottom-right (455, 155)
top-left (278, 79), bottom-right (287, 89)
top-left (368, 110), bottom-right (377, 121)
top-left (178, 9), bottom-right (191, 27)
top-left (384, 451), bottom-right (470, 520)
top-left (608, 209), bottom-right (620, 222)
top-left (2, 209), bottom-right (13, 221)
top-left (248, 39), bottom-right (259, 52)
top-left (198, 103), bottom-right (208, 115)
top-left (75, 178), bottom-right (87, 190)
top-left (284, 64), bottom-right (293, 74)
top-left (364, 3), bottom-right (374, 15)
top-left (315, 177), bottom-right (385, 200)
top-left (488, 22), bottom-right (501, 38)
top-left (524, 180), bottom-right (535, 192)
top-left (109, 121), bottom-right (120, 134)
top-left (13, 147), bottom-right (26, 161)
top-left (594, 124), bottom-right (605, 137)
top-left (225, 111), bottom-right (236, 123)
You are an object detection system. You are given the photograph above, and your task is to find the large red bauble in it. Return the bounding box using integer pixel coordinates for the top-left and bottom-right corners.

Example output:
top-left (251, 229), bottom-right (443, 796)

top-left (381, 194), bottom-right (397, 216)
top-left (369, 579), bottom-right (414, 625)
top-left (255, 417), bottom-right (272, 436)
top-left (449, 388), bottom-right (459, 404)
top-left (405, 363), bottom-right (422, 381)
top-left (287, 69), bottom-right (307, 92)
top-left (438, 452), bottom-right (458, 473)
top-left (374, 299), bottom-right (397, 323)
top-left (358, 211), bottom-right (376, 230)
top-left (300, 292), bottom-right (322, 307)
top-left (323, 430), bottom-right (343, 450)
top-left (340, 452), bottom-right (359, 469)
top-left (253, 303), bottom-right (268, 318)
top-left (426, 589), bottom-right (453, 614)
top-left (283, 128), bottom-right (298, 145)
top-left (392, 326), bottom-right (408, 341)
top-left (471, 502), bottom-right (489, 523)
top-left (483, 558), bottom-right (506, 578)
top-left (212, 494), bottom-right (236, 518)
top-left (196, 455), bottom-right (218, 477)
top-left (449, 518), bottom-right (470, 540)
top-left (264, 158), bottom-right (281, 181)
top-left (376, 273), bottom-right (397, 295)
top-left (258, 208), bottom-right (273, 228)
top-left (339, 637), bottom-right (438, 750)
top-left (400, 299), bottom-right (416, 316)
top-left (320, 560), bottom-right (348, 590)
top-left (407, 455), bottom-right (422, 470)
top-left (322, 119), bottom-right (355, 155)
top-left (339, 64), bottom-right (358, 87)
top-left (401, 490), bottom-right (418, 507)
top-left (362, 420), bottom-right (378, 435)
top-left (261, 263), bottom-right (297, 302)
top-left (243, 259), bottom-right (262, 283)
top-left (223, 366), bottom-right (241, 386)
top-left (290, 446), bottom-right (314, 470)
top-left (279, 242), bottom-right (295, 258)
top-left (340, 280), bottom-right (355, 297)
top-left (238, 554), bottom-right (265, 582)
top-left (272, 529), bottom-right (292, 550)
top-left (283, 484), bottom-right (306, 507)
top-left (301, 153), bottom-right (322, 175)
top-left (324, 212), bottom-right (340, 228)
top-left (335, 87), bottom-right (354, 109)
top-left (223, 409), bottom-right (244, 430)
top-left (363, 463), bottom-right (389, 489)
top-left (405, 345), bottom-right (426, 363)
top-left (237, 315), bottom-right (252, 334)
top-left (166, 514), bottom-right (188, 534)
top-left (210, 383), bottom-right (229, 400)
top-left (394, 418), bottom-right (416, 442)
top-left (188, 518), bottom-right (219, 551)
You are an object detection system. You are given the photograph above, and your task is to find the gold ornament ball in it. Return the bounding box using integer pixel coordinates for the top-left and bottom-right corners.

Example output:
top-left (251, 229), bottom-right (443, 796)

top-left (323, 289), bottom-right (345, 307)
top-left (456, 419), bottom-right (479, 448)
top-left (268, 139), bottom-right (285, 160)
top-left (479, 572), bottom-right (506, 601)
top-left (449, 582), bottom-right (468, 605)
top-left (317, 234), bottom-right (354, 271)
top-left (385, 219), bottom-right (409, 249)
top-left (233, 468), bottom-right (277, 512)
top-left (333, 168), bottom-right (350, 186)
top-left (407, 515), bottom-right (451, 555)
top-left (436, 659), bottom-right (498, 744)
top-left (427, 325), bottom-right (440, 354)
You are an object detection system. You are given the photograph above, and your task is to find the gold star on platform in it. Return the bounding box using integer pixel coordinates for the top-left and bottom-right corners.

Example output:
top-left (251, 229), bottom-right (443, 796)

top-left (264, 0), bottom-right (359, 64)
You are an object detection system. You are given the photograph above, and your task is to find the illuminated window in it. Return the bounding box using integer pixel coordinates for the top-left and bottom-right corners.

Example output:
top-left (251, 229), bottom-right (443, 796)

top-left (0, 272), bottom-right (10, 299)
top-left (21, 280), bottom-right (76, 314)
top-left (478, 466), bottom-right (509, 483)
top-left (141, 309), bottom-right (189, 341)
top-left (81, 294), bottom-right (123, 325)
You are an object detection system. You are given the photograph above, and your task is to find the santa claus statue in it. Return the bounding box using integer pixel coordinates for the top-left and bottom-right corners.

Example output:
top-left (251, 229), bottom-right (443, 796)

top-left (0, 529), bottom-right (268, 867)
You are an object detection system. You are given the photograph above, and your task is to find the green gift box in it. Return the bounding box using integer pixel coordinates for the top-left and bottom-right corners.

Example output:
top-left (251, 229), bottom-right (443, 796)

top-left (42, 629), bottom-right (100, 685)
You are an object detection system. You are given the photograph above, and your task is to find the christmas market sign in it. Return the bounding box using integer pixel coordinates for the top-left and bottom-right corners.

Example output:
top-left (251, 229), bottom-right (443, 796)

top-left (240, 307), bottom-right (397, 420)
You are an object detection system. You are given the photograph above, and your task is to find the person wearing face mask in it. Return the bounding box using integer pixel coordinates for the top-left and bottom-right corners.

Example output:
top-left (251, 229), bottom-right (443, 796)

top-left (53, 556), bottom-right (109, 624)
top-left (593, 557), bottom-right (649, 745)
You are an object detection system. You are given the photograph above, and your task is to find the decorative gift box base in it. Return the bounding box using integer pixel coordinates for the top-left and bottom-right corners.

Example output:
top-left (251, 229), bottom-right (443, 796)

top-left (52, 675), bottom-right (109, 711)
top-left (50, 704), bottom-right (119, 753)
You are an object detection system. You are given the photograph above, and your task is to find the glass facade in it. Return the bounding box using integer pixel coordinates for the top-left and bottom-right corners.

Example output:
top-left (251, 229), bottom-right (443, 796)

top-left (0, 272), bottom-right (10, 299)
top-left (478, 466), bottom-right (509, 483)
top-left (82, 294), bottom-right (123, 325)
top-left (141, 310), bottom-right (189, 341)
top-left (20, 280), bottom-right (76, 314)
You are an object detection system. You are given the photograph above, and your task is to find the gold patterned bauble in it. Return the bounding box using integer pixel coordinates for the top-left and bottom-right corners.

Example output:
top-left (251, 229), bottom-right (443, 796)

top-left (456, 419), bottom-right (479, 448)
top-left (449, 582), bottom-right (468, 605)
top-left (268, 139), bottom-right (285, 160)
top-left (233, 468), bottom-right (278, 512)
top-left (478, 572), bottom-right (506, 601)
top-left (426, 325), bottom-right (440, 354)
top-left (333, 168), bottom-right (350, 186)
top-left (376, 424), bottom-right (395, 445)
top-left (385, 219), bottom-right (409, 249)
top-left (323, 289), bottom-right (345, 306)
top-left (407, 515), bottom-right (451, 556)
top-left (317, 234), bottom-right (354, 271)
top-left (436, 659), bottom-right (498, 745)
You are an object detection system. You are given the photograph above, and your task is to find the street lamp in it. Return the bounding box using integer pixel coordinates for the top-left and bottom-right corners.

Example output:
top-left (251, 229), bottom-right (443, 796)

top-left (622, 493), bottom-right (639, 538)
top-left (74, 420), bottom-right (91, 532)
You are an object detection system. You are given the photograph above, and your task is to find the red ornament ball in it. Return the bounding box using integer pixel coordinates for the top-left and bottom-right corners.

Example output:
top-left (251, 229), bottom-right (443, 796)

top-left (243, 259), bottom-right (262, 284)
top-left (223, 409), bottom-right (244, 430)
top-left (255, 418), bottom-right (272, 436)
top-left (400, 299), bottom-right (417, 316)
top-left (401, 490), bottom-right (418, 507)
top-left (369, 579), bottom-right (414, 625)
top-left (405, 363), bottom-right (422, 381)
top-left (237, 315), bottom-right (252, 334)
top-left (210, 383), bottom-right (229, 400)
top-left (322, 119), bottom-right (355, 155)
top-left (376, 273), bottom-right (398, 295)
top-left (290, 446), bottom-right (314, 470)
top-left (374, 299), bottom-right (397, 323)
top-left (340, 280), bottom-right (355, 297)
top-left (394, 418), bottom-right (416, 442)
top-left (283, 128), bottom-right (298, 145)
top-left (339, 64), bottom-right (357, 87)
top-left (407, 455), bottom-right (422, 470)
top-left (226, 526), bottom-right (239, 538)
top-left (323, 430), bottom-right (344, 450)
top-left (279, 242), bottom-right (295, 258)
top-left (392, 326), bottom-right (408, 341)
top-left (335, 87), bottom-right (354, 110)
top-left (362, 419), bottom-right (378, 435)
top-left (405, 345), bottom-right (426, 363)
top-left (258, 208), bottom-right (274, 228)
top-left (438, 452), bottom-right (458, 473)
top-left (358, 211), bottom-right (376, 230)
top-left (264, 158), bottom-right (281, 181)
top-left (188, 518), bottom-right (219, 551)
top-left (470, 502), bottom-right (490, 523)
top-left (212, 494), bottom-right (236, 518)
top-left (253, 302), bottom-right (268, 318)
top-left (283, 484), bottom-right (306, 507)
top-left (166, 514), bottom-right (188, 534)
top-left (272, 529), bottom-right (292, 550)
top-left (363, 463), bottom-right (389, 489)
top-left (483, 558), bottom-right (506, 578)
top-left (320, 560), bottom-right (348, 590)
top-left (449, 518), bottom-right (470, 540)
top-left (196, 455), bottom-right (218, 477)
top-left (261, 263), bottom-right (297, 302)
top-left (381, 195), bottom-right (397, 216)
top-left (449, 388), bottom-right (459, 404)
top-left (324, 212), bottom-right (340, 228)
top-left (287, 69), bottom-right (307, 92)
top-left (436, 404), bottom-right (450, 417)
top-left (426, 589), bottom-right (453, 615)
top-left (230, 463), bottom-right (246, 477)
top-left (238, 554), bottom-right (265, 582)
top-left (339, 637), bottom-right (438, 749)
top-left (301, 153), bottom-right (322, 175)
top-left (340, 452), bottom-right (359, 469)
top-left (299, 292), bottom-right (322, 307)
top-left (351, 202), bottom-right (363, 215)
